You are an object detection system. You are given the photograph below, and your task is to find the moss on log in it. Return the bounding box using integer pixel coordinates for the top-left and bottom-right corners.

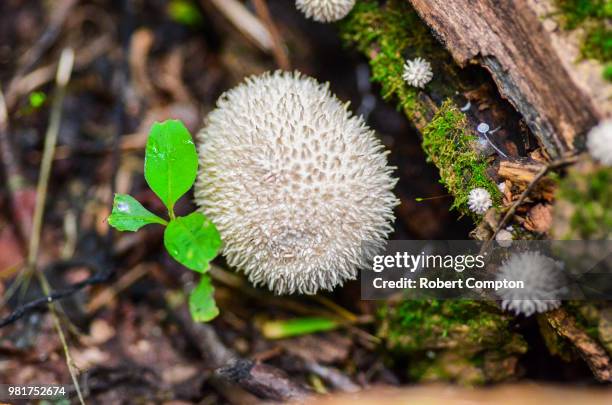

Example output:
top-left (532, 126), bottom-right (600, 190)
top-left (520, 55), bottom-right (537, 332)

top-left (379, 300), bottom-right (527, 384)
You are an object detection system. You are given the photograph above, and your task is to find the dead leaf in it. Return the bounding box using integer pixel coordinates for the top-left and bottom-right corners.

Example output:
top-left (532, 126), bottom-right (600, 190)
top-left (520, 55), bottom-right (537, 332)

top-left (524, 203), bottom-right (553, 233)
top-left (0, 226), bottom-right (24, 276)
top-left (281, 333), bottom-right (352, 364)
top-left (80, 319), bottom-right (116, 346)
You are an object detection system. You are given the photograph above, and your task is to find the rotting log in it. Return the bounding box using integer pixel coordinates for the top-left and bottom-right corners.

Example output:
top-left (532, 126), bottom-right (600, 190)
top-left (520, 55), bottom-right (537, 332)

top-left (407, 0), bottom-right (609, 157)
top-left (341, 0), bottom-right (612, 384)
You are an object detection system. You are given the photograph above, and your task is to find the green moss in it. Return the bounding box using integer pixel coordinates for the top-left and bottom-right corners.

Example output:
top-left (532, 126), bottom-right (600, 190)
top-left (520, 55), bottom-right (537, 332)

top-left (341, 2), bottom-right (498, 219)
top-left (339, 0), bottom-right (454, 123)
top-left (603, 64), bottom-right (612, 81)
top-left (556, 164), bottom-right (612, 239)
top-left (564, 302), bottom-right (612, 357)
top-left (421, 100), bottom-right (501, 217)
top-left (567, 301), bottom-right (602, 339)
top-left (379, 300), bottom-right (527, 384)
top-left (554, 0), bottom-right (612, 63)
top-left (537, 314), bottom-right (575, 361)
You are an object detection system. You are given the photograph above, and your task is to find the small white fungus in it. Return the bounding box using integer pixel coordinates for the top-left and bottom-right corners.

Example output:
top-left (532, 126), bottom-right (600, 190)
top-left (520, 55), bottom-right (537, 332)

top-left (496, 251), bottom-right (565, 316)
top-left (195, 71), bottom-right (398, 295)
top-left (467, 187), bottom-right (492, 215)
top-left (495, 229), bottom-right (513, 248)
top-left (497, 182), bottom-right (506, 193)
top-left (402, 57), bottom-right (433, 88)
top-left (295, 0), bottom-right (356, 23)
top-left (586, 119), bottom-right (612, 166)
top-left (477, 123), bottom-right (490, 134)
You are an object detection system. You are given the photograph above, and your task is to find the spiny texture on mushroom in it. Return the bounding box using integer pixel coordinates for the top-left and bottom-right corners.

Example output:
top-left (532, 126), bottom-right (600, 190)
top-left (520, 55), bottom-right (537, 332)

top-left (467, 187), bottom-right (492, 215)
top-left (402, 57), bottom-right (433, 88)
top-left (496, 251), bottom-right (565, 316)
top-left (586, 119), bottom-right (612, 166)
top-left (295, 0), bottom-right (356, 23)
top-left (195, 71), bottom-right (398, 295)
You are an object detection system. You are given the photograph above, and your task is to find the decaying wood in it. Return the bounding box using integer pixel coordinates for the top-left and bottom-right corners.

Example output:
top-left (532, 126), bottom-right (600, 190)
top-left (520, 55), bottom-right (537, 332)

top-left (217, 359), bottom-right (311, 402)
top-left (498, 160), bottom-right (546, 185)
top-left (173, 306), bottom-right (310, 402)
top-left (546, 308), bottom-right (612, 382)
top-left (407, 0), bottom-right (607, 157)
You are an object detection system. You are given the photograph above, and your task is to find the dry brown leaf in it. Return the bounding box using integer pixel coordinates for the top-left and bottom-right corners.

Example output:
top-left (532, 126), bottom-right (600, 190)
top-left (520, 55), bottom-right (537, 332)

top-left (524, 203), bottom-right (553, 233)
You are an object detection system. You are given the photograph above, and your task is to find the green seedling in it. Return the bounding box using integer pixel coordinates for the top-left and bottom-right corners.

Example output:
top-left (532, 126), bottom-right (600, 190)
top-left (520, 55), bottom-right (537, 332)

top-left (108, 119), bottom-right (221, 322)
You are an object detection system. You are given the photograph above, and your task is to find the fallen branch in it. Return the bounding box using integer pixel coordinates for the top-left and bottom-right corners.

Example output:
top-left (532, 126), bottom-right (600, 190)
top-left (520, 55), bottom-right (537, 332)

top-left (171, 304), bottom-right (310, 402)
top-left (217, 359), bottom-right (311, 402)
top-left (545, 307), bottom-right (612, 382)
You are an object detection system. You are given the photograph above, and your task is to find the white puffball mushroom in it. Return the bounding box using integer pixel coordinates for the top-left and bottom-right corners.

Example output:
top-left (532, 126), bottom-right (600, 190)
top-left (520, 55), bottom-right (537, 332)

top-left (496, 251), bottom-right (565, 316)
top-left (295, 0), bottom-right (356, 23)
top-left (586, 119), bottom-right (612, 166)
top-left (402, 57), bottom-right (433, 88)
top-left (467, 187), bottom-right (492, 215)
top-left (497, 182), bottom-right (506, 193)
top-left (195, 71), bottom-right (398, 295)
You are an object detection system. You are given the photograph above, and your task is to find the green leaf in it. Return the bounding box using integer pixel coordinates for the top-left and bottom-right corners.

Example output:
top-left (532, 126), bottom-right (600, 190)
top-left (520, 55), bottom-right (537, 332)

top-left (261, 317), bottom-right (341, 339)
top-left (189, 274), bottom-right (218, 322)
top-left (164, 212), bottom-right (222, 272)
top-left (144, 120), bottom-right (198, 215)
top-left (108, 194), bottom-right (166, 231)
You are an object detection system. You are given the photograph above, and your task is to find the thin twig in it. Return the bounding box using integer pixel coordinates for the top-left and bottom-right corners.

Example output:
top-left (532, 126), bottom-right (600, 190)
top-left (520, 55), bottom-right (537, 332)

top-left (5, 0), bottom-right (79, 104)
top-left (13, 0), bottom-right (78, 76)
top-left (252, 0), bottom-right (291, 69)
top-left (21, 48), bottom-right (86, 405)
top-left (0, 87), bottom-right (32, 243)
top-left (485, 154), bottom-right (578, 249)
top-left (27, 48), bottom-right (75, 269)
top-left (206, 0), bottom-right (274, 52)
top-left (5, 35), bottom-right (112, 111)
top-left (0, 261), bottom-right (109, 328)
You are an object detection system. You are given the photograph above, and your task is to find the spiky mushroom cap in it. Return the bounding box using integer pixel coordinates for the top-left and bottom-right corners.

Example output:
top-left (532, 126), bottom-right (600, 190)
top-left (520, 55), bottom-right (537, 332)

top-left (467, 187), bottom-right (492, 215)
top-left (195, 71), bottom-right (398, 295)
top-left (295, 0), bottom-right (356, 23)
top-left (586, 119), bottom-right (612, 166)
top-left (496, 251), bottom-right (565, 316)
top-left (402, 57), bottom-right (433, 88)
